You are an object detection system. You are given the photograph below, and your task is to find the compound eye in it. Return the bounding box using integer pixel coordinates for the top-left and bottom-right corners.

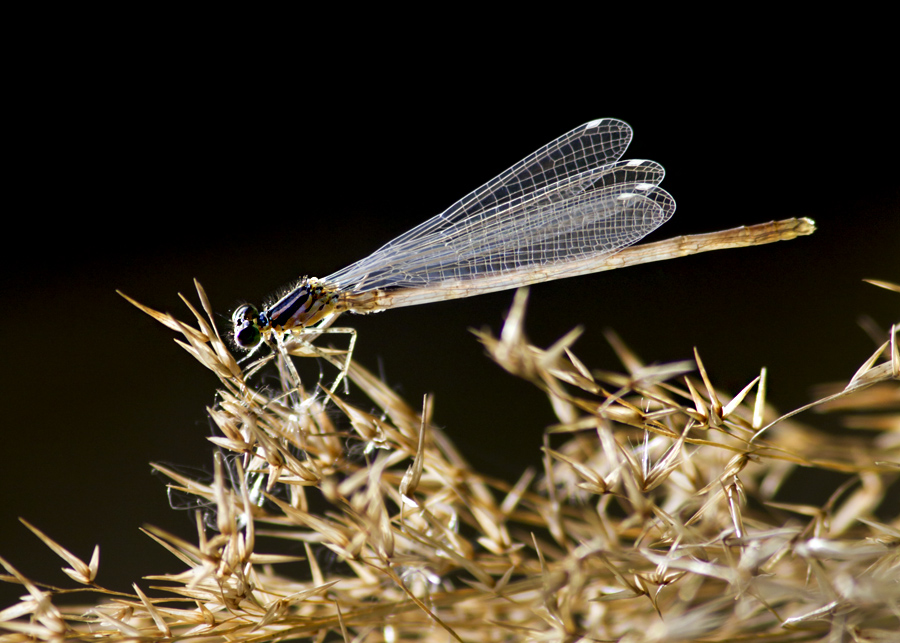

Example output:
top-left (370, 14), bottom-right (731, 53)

top-left (232, 304), bottom-right (263, 349)
top-left (232, 304), bottom-right (259, 326)
top-left (233, 321), bottom-right (262, 349)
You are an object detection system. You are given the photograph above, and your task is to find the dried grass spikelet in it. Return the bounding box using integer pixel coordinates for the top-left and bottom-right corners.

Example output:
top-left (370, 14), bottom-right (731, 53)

top-left (1, 279), bottom-right (898, 642)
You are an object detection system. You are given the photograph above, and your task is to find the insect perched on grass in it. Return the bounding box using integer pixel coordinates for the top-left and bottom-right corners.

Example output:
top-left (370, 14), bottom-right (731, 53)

top-left (231, 117), bottom-right (814, 396)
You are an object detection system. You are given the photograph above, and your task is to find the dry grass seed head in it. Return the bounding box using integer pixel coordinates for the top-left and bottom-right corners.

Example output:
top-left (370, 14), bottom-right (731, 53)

top-left (1, 282), bottom-right (897, 641)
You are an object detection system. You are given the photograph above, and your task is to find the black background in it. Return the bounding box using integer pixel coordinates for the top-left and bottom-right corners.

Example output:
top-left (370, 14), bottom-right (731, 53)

top-left (1, 16), bottom-right (897, 610)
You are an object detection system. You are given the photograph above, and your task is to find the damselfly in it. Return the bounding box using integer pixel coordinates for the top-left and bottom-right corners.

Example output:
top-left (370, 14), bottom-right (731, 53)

top-left (232, 118), bottom-right (813, 394)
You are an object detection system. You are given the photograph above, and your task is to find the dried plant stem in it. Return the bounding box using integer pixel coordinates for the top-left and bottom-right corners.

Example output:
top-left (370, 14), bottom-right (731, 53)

top-left (1, 276), bottom-right (897, 643)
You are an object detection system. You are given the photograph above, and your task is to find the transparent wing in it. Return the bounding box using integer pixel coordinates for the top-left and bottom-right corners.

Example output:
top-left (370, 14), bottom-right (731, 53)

top-left (372, 117), bottom-right (633, 248)
top-left (326, 119), bottom-right (675, 297)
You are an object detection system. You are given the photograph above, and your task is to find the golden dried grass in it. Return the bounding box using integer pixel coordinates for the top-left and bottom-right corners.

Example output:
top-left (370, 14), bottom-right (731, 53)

top-left (1, 280), bottom-right (898, 642)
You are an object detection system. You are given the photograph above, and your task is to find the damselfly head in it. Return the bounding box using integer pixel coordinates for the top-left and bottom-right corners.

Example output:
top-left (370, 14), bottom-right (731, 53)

top-left (232, 304), bottom-right (263, 349)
